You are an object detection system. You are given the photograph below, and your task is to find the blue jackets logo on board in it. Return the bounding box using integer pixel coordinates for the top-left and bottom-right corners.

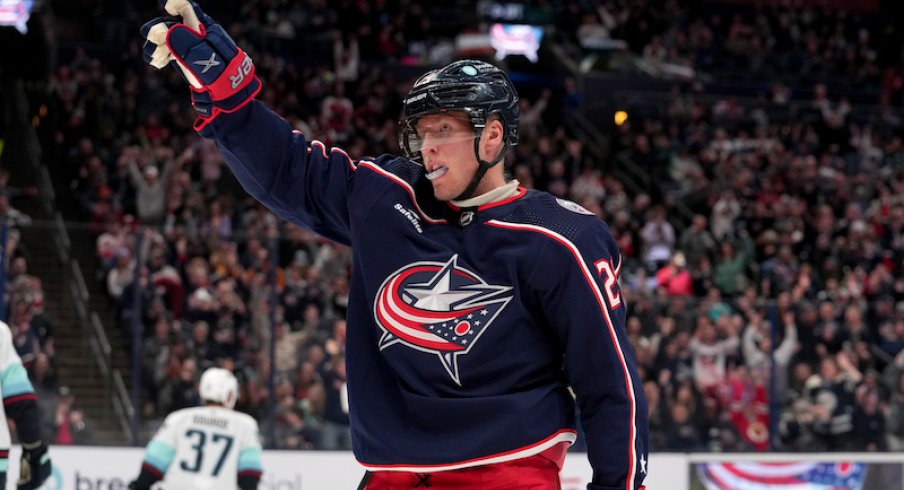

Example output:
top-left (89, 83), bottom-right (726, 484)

top-left (374, 255), bottom-right (513, 385)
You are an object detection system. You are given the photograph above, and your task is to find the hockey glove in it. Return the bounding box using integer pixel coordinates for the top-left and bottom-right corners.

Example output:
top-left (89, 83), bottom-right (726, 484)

top-left (140, 0), bottom-right (261, 130)
top-left (17, 441), bottom-right (50, 490)
top-left (128, 479), bottom-right (150, 490)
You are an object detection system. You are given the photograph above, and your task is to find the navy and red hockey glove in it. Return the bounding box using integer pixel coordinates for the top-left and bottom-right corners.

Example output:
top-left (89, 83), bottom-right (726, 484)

top-left (140, 0), bottom-right (261, 130)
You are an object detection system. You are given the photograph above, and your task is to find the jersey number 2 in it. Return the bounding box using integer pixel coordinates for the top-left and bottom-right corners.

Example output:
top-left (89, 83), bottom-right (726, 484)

top-left (594, 258), bottom-right (622, 308)
top-left (180, 429), bottom-right (234, 476)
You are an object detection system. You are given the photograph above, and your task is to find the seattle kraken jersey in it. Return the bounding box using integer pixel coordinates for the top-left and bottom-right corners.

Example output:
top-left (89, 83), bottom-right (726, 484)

top-left (202, 101), bottom-right (649, 489)
top-left (140, 406), bottom-right (262, 490)
top-left (0, 321), bottom-right (31, 474)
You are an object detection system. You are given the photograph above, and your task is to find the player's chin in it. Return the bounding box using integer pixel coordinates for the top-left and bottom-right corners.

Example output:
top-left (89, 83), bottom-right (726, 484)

top-left (431, 183), bottom-right (456, 201)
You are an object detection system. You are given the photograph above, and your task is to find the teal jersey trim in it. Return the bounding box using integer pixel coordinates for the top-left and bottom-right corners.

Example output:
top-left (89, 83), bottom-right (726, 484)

top-left (144, 440), bottom-right (176, 473)
top-left (237, 447), bottom-right (262, 472)
top-left (0, 364), bottom-right (34, 398)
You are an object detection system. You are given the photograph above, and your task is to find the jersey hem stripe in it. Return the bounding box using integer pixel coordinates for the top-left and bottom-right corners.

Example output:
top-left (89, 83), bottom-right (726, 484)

top-left (359, 429), bottom-right (576, 473)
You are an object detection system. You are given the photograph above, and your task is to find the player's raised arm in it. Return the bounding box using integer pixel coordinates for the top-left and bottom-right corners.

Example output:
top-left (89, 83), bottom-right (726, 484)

top-left (140, 0), bottom-right (356, 244)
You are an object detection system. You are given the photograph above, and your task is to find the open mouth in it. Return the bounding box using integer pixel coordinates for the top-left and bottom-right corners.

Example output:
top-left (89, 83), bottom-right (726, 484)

top-left (425, 166), bottom-right (448, 180)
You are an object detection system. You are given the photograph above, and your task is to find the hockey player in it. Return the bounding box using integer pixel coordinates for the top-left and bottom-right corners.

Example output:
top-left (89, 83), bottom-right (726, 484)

top-left (128, 368), bottom-right (263, 490)
top-left (0, 321), bottom-right (52, 490)
top-left (141, 2), bottom-right (648, 489)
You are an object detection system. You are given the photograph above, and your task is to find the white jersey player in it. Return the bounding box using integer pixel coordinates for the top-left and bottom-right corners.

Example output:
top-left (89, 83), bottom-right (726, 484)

top-left (129, 368), bottom-right (263, 490)
top-left (0, 321), bottom-right (51, 490)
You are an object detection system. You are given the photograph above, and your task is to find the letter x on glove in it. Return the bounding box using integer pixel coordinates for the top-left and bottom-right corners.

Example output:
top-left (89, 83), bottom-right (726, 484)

top-left (140, 0), bottom-right (261, 130)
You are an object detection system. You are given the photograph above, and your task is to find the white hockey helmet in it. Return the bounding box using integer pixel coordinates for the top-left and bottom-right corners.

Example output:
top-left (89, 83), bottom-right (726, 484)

top-left (199, 367), bottom-right (239, 409)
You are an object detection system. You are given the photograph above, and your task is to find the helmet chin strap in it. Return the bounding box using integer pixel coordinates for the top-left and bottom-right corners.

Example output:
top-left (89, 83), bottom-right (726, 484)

top-left (453, 136), bottom-right (509, 201)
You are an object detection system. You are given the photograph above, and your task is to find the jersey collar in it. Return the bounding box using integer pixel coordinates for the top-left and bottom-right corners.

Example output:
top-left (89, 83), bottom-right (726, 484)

top-left (447, 181), bottom-right (526, 212)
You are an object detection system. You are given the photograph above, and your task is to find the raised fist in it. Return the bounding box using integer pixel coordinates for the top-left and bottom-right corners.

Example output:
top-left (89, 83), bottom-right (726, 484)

top-left (140, 0), bottom-right (261, 129)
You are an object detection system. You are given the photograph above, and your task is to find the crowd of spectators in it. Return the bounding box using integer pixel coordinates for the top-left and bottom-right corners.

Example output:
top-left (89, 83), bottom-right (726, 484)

top-left (15, 0), bottom-right (904, 453)
top-left (1, 175), bottom-right (43, 358)
top-left (597, 1), bottom-right (904, 450)
top-left (606, 70), bottom-right (904, 452)
top-left (567, 0), bottom-right (903, 95)
top-left (0, 167), bottom-right (88, 445)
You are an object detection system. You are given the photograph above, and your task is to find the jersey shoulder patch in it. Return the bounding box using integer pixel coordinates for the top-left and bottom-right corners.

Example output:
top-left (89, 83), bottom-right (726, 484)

top-left (555, 198), bottom-right (595, 215)
top-left (498, 191), bottom-right (600, 242)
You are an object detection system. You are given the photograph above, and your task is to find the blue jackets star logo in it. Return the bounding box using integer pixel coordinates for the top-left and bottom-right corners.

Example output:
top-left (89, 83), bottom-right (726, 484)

top-left (374, 255), bottom-right (513, 385)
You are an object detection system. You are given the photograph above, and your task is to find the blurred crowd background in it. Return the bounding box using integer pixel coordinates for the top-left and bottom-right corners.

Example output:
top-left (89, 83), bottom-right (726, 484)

top-left (2, 0), bottom-right (904, 455)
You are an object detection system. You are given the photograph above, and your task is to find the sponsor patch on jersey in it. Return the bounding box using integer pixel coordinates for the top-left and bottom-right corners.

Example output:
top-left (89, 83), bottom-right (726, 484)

top-left (394, 203), bottom-right (423, 233)
top-left (373, 255), bottom-right (513, 385)
top-left (556, 198), bottom-right (594, 215)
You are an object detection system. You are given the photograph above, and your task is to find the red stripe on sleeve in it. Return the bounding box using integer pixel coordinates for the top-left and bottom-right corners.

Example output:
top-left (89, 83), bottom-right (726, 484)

top-left (3, 393), bottom-right (37, 406)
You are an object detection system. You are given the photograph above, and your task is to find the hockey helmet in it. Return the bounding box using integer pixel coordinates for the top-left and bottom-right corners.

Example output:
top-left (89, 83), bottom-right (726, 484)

top-left (399, 59), bottom-right (520, 164)
top-left (199, 367), bottom-right (239, 409)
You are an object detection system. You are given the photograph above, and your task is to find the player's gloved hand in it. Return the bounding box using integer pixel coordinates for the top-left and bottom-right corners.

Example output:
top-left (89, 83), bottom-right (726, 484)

top-left (16, 441), bottom-right (50, 490)
top-left (140, 0), bottom-right (261, 130)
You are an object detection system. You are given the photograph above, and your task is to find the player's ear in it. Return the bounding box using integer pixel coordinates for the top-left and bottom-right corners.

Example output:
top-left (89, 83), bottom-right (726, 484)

top-left (483, 116), bottom-right (504, 143)
top-left (480, 116), bottom-right (505, 160)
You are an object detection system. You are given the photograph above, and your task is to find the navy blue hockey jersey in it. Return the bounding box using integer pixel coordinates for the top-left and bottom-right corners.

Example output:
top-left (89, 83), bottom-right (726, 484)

top-left (201, 101), bottom-right (649, 490)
